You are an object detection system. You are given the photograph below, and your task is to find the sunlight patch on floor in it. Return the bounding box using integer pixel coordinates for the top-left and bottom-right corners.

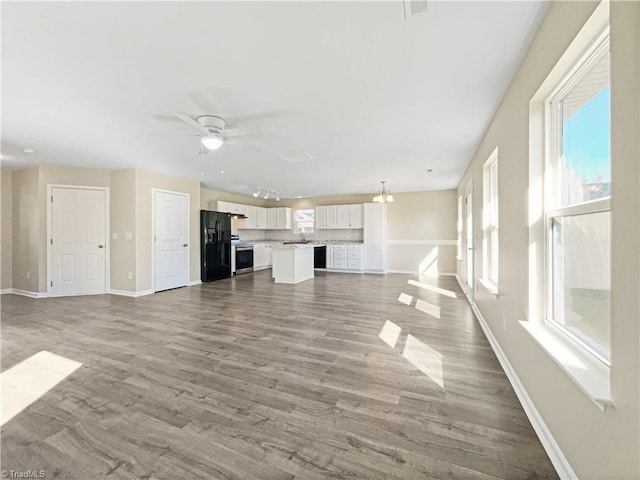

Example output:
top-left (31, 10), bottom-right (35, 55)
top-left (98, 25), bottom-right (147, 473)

top-left (1, 351), bottom-right (82, 426)
top-left (415, 299), bottom-right (441, 319)
top-left (378, 320), bottom-right (402, 348)
top-left (408, 279), bottom-right (457, 298)
top-left (397, 293), bottom-right (413, 305)
top-left (402, 334), bottom-right (444, 388)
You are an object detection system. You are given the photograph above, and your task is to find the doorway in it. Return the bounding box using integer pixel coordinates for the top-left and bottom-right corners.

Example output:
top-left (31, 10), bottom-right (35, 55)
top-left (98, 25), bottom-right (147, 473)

top-left (49, 186), bottom-right (109, 296)
top-left (153, 189), bottom-right (189, 292)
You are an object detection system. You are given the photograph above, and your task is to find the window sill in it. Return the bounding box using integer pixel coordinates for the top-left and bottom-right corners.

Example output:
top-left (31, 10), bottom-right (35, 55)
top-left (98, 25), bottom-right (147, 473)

top-left (479, 278), bottom-right (499, 298)
top-left (520, 320), bottom-right (614, 411)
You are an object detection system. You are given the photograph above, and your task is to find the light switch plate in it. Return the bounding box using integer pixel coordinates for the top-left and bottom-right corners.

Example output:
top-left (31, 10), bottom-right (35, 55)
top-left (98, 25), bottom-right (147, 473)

top-left (125, 232), bottom-right (132, 240)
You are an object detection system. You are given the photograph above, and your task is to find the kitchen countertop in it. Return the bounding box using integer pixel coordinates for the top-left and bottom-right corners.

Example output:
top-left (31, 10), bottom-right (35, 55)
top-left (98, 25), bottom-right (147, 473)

top-left (242, 240), bottom-right (363, 245)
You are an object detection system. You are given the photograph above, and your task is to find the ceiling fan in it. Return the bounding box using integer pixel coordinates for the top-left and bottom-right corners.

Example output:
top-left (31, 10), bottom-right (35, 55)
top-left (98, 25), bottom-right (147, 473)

top-left (174, 114), bottom-right (258, 152)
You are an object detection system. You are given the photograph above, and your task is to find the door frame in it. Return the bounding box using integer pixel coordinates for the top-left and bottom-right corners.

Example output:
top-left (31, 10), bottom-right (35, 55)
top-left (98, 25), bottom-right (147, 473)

top-left (151, 188), bottom-right (190, 292)
top-left (47, 184), bottom-right (111, 297)
top-left (464, 179), bottom-right (474, 301)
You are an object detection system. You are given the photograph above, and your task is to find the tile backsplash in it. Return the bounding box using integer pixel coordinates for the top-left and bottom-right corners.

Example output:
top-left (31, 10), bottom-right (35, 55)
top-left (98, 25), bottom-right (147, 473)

top-left (237, 228), bottom-right (363, 243)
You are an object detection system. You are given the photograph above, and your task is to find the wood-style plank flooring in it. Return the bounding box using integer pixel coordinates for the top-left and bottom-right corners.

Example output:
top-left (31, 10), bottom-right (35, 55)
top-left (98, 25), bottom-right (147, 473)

top-left (1, 271), bottom-right (559, 479)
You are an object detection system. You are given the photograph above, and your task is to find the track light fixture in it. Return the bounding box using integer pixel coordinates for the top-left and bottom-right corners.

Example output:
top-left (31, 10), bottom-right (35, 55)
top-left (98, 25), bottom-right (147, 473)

top-left (253, 187), bottom-right (261, 198)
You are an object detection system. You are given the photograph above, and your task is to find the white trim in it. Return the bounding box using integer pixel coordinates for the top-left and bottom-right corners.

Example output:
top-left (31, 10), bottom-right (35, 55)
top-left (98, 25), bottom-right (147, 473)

top-left (387, 270), bottom-right (456, 277)
top-left (109, 289), bottom-right (153, 298)
top-left (47, 184), bottom-right (110, 297)
top-left (387, 239), bottom-right (457, 246)
top-left (152, 188), bottom-right (191, 293)
top-left (0, 289), bottom-right (13, 295)
top-left (454, 276), bottom-right (577, 480)
top-left (187, 280), bottom-right (202, 286)
top-left (6, 289), bottom-right (49, 298)
top-left (478, 277), bottom-right (499, 298)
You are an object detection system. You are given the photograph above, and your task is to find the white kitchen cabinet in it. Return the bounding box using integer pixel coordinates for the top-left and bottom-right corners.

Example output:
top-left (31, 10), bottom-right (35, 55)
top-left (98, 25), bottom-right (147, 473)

top-left (363, 203), bottom-right (387, 273)
top-left (239, 205), bottom-right (267, 229)
top-left (255, 207), bottom-right (267, 229)
top-left (267, 207), bottom-right (292, 229)
top-left (315, 206), bottom-right (337, 229)
top-left (328, 244), bottom-right (363, 272)
top-left (317, 204), bottom-right (362, 229)
top-left (336, 206), bottom-right (350, 229)
top-left (253, 244), bottom-right (273, 270)
top-left (350, 204), bottom-right (363, 228)
top-left (216, 201), bottom-right (246, 215)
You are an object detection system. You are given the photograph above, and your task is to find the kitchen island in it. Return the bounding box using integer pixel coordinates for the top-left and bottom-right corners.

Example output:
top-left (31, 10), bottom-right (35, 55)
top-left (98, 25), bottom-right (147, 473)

top-left (272, 244), bottom-right (317, 284)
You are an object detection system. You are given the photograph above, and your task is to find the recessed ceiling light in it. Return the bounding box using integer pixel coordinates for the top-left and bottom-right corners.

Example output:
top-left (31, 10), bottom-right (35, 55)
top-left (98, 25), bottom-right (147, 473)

top-left (23, 148), bottom-right (36, 154)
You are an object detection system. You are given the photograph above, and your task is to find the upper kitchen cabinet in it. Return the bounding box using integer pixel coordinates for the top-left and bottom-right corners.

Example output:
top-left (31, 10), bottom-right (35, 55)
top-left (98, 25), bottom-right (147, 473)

top-left (317, 204), bottom-right (362, 229)
top-left (267, 207), bottom-right (292, 229)
top-left (316, 206), bottom-right (337, 229)
top-left (240, 205), bottom-right (267, 229)
top-left (336, 204), bottom-right (363, 229)
top-left (216, 201), bottom-right (246, 215)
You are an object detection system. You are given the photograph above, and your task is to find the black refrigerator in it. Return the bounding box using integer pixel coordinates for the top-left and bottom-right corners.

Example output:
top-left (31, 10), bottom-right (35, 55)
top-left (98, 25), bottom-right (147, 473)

top-left (200, 210), bottom-right (232, 282)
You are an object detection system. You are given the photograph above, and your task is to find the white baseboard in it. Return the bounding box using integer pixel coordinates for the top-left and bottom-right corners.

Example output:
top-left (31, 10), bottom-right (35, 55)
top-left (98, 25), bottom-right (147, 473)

top-left (109, 289), bottom-right (153, 298)
top-left (3, 289), bottom-right (49, 298)
top-left (454, 276), bottom-right (576, 480)
top-left (187, 280), bottom-right (203, 286)
top-left (0, 288), bottom-right (13, 295)
top-left (387, 270), bottom-right (456, 276)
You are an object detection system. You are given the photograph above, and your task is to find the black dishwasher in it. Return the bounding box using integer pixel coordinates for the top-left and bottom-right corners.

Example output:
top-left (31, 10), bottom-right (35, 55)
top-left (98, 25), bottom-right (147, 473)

top-left (314, 245), bottom-right (327, 269)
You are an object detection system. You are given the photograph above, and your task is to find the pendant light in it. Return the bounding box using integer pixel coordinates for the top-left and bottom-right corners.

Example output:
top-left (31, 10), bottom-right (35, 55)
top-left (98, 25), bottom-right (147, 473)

top-left (373, 181), bottom-right (394, 203)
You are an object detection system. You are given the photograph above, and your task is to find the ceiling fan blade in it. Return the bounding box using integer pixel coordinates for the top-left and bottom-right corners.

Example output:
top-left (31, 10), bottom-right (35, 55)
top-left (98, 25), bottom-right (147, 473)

top-left (223, 127), bottom-right (261, 137)
top-left (174, 113), bottom-right (209, 133)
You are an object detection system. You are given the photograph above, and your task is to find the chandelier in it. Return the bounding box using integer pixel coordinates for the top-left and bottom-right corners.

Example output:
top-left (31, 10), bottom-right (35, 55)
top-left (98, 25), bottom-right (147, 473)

top-left (372, 181), bottom-right (394, 203)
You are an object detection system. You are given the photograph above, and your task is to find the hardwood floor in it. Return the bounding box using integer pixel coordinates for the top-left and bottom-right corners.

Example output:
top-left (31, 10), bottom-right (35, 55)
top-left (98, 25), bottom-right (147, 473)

top-left (1, 271), bottom-right (559, 479)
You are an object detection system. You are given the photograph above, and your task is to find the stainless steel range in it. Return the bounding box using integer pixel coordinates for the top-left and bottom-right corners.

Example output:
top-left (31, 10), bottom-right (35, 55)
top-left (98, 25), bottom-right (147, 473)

top-left (235, 243), bottom-right (254, 275)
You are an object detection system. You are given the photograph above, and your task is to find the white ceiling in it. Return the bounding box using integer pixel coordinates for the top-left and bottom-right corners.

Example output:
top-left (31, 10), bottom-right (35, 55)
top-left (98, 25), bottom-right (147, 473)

top-left (1, 1), bottom-right (549, 199)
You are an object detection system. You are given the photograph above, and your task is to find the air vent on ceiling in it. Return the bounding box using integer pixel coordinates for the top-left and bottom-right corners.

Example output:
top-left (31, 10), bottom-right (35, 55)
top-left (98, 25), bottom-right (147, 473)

top-left (275, 152), bottom-right (316, 163)
top-left (403, 0), bottom-right (432, 20)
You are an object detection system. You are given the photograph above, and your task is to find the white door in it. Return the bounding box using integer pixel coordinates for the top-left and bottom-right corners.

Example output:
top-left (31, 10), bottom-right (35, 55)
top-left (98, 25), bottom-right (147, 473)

top-left (154, 191), bottom-right (189, 292)
top-left (52, 187), bottom-right (107, 296)
top-left (464, 182), bottom-right (474, 299)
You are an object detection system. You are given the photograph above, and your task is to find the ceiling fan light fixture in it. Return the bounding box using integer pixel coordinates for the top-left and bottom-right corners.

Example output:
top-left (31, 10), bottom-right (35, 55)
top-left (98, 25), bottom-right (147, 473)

top-left (201, 134), bottom-right (224, 150)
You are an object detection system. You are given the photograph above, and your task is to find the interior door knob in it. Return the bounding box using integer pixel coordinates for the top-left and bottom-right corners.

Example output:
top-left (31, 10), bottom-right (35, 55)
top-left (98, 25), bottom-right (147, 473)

top-left (98, 245), bottom-right (104, 249)
top-left (183, 243), bottom-right (188, 247)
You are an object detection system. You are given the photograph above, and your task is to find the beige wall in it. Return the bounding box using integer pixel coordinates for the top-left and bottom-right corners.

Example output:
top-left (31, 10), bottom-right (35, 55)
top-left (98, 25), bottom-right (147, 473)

top-left (1, 170), bottom-right (13, 290)
top-left (386, 190), bottom-right (457, 275)
top-left (110, 169), bottom-right (136, 292)
top-left (11, 167), bottom-right (40, 292)
top-left (38, 166), bottom-right (111, 292)
top-left (135, 169), bottom-right (201, 292)
top-left (201, 187), bottom-right (267, 210)
top-left (456, 2), bottom-right (639, 478)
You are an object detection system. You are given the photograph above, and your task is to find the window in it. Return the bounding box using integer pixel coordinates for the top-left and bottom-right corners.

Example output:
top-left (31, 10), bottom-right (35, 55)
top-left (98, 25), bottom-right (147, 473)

top-left (482, 149), bottom-right (499, 290)
top-left (295, 208), bottom-right (314, 233)
top-left (546, 33), bottom-right (610, 363)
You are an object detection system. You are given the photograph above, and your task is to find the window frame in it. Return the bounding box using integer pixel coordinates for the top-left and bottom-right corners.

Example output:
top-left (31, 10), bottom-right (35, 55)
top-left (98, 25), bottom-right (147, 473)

top-left (294, 208), bottom-right (315, 234)
top-left (543, 31), bottom-right (611, 366)
top-left (481, 148), bottom-right (499, 292)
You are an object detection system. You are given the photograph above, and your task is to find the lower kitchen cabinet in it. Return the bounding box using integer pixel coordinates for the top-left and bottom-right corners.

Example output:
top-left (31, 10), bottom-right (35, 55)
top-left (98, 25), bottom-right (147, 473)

top-left (327, 244), bottom-right (363, 272)
top-left (253, 244), bottom-right (273, 270)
